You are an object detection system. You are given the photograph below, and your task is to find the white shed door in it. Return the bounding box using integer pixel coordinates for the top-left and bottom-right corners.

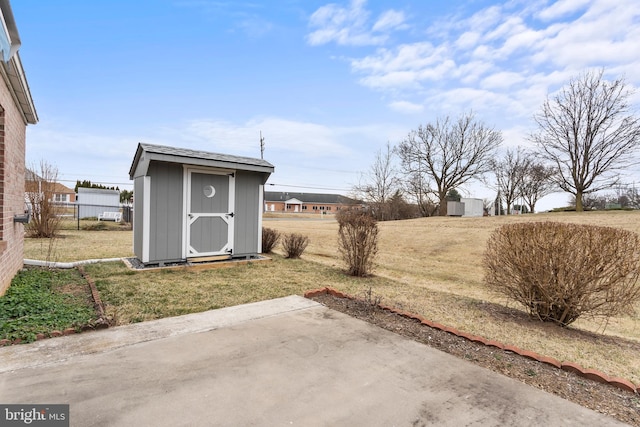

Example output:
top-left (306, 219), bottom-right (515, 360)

top-left (186, 170), bottom-right (235, 257)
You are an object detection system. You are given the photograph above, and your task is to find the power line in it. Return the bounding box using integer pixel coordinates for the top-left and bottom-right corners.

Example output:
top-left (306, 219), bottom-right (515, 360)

top-left (267, 183), bottom-right (351, 192)
top-left (56, 178), bottom-right (351, 193)
top-left (57, 178), bottom-right (132, 186)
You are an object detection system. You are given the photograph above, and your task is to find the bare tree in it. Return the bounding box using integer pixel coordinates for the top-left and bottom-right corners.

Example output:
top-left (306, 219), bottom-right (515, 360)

top-left (530, 69), bottom-right (640, 211)
top-left (519, 161), bottom-right (557, 213)
top-left (403, 172), bottom-right (438, 217)
top-left (25, 161), bottom-right (63, 238)
top-left (353, 142), bottom-right (401, 220)
top-left (398, 111), bottom-right (502, 216)
top-left (490, 147), bottom-right (530, 215)
top-left (624, 185), bottom-right (640, 209)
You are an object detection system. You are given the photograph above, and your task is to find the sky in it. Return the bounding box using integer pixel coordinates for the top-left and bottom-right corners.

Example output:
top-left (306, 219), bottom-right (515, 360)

top-left (11, 0), bottom-right (640, 211)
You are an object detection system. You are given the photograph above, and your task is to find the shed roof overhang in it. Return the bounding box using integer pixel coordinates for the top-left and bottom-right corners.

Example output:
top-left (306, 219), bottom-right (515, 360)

top-left (129, 143), bottom-right (274, 182)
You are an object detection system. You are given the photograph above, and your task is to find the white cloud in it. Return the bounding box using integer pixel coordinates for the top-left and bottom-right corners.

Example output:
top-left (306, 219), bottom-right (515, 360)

top-left (537, 0), bottom-right (591, 21)
top-left (372, 10), bottom-right (407, 32)
top-left (457, 60), bottom-right (495, 85)
top-left (531, 1), bottom-right (640, 70)
top-left (26, 125), bottom-right (140, 186)
top-left (173, 117), bottom-right (352, 158)
top-left (25, 116), bottom-right (407, 192)
top-left (307, 0), bottom-right (379, 46)
top-left (314, 0), bottom-right (640, 145)
top-left (480, 71), bottom-right (525, 90)
top-left (465, 5), bottom-right (504, 34)
top-left (455, 31), bottom-right (480, 50)
top-left (351, 42), bottom-right (455, 89)
top-left (236, 17), bottom-right (274, 38)
top-left (359, 71), bottom-right (421, 89)
top-left (306, 0), bottom-right (407, 46)
top-left (388, 100), bottom-right (424, 114)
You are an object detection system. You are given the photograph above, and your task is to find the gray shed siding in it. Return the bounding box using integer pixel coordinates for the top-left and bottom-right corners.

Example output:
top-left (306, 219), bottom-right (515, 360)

top-left (148, 161), bottom-right (183, 262)
top-left (133, 177), bottom-right (145, 260)
top-left (233, 171), bottom-right (263, 256)
top-left (129, 143), bottom-right (273, 264)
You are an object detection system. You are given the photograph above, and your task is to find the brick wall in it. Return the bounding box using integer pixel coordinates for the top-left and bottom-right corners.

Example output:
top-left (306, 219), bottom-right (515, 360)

top-left (0, 74), bottom-right (27, 295)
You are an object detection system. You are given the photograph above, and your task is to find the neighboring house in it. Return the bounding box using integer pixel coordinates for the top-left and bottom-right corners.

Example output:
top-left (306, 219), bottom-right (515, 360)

top-left (264, 192), bottom-right (361, 214)
top-left (51, 182), bottom-right (76, 203)
top-left (76, 187), bottom-right (120, 219)
top-left (25, 170), bottom-right (76, 205)
top-left (0, 0), bottom-right (39, 294)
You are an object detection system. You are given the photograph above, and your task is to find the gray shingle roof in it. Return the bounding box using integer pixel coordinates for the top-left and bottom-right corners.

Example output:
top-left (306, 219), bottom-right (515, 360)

top-left (141, 143), bottom-right (273, 168)
top-left (130, 143), bottom-right (274, 179)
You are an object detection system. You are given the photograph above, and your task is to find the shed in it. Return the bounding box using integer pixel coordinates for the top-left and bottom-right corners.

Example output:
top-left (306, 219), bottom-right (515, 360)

top-left (460, 198), bottom-right (484, 217)
top-left (77, 187), bottom-right (120, 219)
top-left (447, 201), bottom-right (464, 217)
top-left (129, 143), bottom-right (274, 265)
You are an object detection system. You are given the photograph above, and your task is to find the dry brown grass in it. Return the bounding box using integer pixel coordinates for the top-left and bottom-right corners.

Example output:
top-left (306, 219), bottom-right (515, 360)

top-left (84, 258), bottom-right (395, 326)
top-left (24, 228), bottom-right (134, 262)
top-left (23, 210), bottom-right (640, 384)
top-left (265, 211), bottom-right (640, 384)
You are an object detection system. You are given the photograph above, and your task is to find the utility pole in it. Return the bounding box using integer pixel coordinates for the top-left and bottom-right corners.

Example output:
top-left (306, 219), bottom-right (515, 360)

top-left (260, 131), bottom-right (266, 213)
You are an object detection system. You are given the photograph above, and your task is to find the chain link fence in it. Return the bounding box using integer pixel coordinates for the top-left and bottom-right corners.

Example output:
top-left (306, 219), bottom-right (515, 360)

top-left (54, 203), bottom-right (133, 230)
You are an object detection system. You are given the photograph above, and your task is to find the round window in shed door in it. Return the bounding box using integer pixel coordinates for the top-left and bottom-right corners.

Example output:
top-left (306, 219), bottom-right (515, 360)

top-left (204, 185), bottom-right (216, 198)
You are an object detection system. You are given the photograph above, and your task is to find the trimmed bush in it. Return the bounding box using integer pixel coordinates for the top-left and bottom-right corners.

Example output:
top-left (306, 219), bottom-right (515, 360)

top-left (337, 209), bottom-right (378, 276)
top-left (483, 221), bottom-right (640, 326)
top-left (282, 233), bottom-right (309, 259)
top-left (262, 227), bottom-right (281, 253)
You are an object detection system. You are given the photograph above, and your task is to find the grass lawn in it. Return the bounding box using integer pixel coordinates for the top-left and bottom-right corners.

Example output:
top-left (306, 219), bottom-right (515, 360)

top-left (84, 257), bottom-right (393, 324)
top-left (21, 210), bottom-right (640, 384)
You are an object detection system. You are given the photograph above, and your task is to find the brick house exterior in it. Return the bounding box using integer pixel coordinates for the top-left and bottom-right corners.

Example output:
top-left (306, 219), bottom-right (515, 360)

top-left (0, 0), bottom-right (38, 295)
top-left (25, 170), bottom-right (77, 204)
top-left (264, 192), bottom-right (361, 214)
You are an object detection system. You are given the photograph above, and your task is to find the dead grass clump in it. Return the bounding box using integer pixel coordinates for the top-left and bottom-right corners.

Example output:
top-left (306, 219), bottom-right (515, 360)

top-left (484, 221), bottom-right (640, 326)
top-left (262, 227), bottom-right (281, 253)
top-left (82, 222), bottom-right (108, 231)
top-left (337, 209), bottom-right (379, 276)
top-left (282, 233), bottom-right (309, 259)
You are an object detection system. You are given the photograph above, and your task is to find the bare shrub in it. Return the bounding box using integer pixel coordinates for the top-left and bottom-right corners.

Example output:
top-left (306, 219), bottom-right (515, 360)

top-left (282, 233), bottom-right (309, 259)
top-left (25, 161), bottom-right (63, 239)
top-left (337, 209), bottom-right (378, 276)
top-left (261, 227), bottom-right (281, 253)
top-left (484, 222), bottom-right (640, 326)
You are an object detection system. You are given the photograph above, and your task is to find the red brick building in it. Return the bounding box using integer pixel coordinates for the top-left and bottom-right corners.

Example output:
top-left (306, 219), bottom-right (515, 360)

top-left (264, 192), bottom-right (361, 214)
top-left (0, 0), bottom-right (38, 294)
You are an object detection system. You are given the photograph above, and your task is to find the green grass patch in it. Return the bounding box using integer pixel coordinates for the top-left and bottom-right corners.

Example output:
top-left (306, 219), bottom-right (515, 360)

top-left (0, 267), bottom-right (99, 342)
top-left (85, 256), bottom-right (399, 325)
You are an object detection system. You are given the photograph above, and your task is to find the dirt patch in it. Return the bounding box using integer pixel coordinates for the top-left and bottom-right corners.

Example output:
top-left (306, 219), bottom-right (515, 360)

top-left (311, 293), bottom-right (640, 427)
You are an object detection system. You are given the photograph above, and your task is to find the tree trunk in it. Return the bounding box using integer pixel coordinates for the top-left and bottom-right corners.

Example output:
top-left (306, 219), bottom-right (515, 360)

top-left (439, 195), bottom-right (448, 216)
top-left (575, 190), bottom-right (584, 212)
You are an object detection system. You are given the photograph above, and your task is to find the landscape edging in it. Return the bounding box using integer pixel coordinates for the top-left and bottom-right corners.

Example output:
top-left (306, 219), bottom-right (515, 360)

top-left (303, 286), bottom-right (639, 395)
